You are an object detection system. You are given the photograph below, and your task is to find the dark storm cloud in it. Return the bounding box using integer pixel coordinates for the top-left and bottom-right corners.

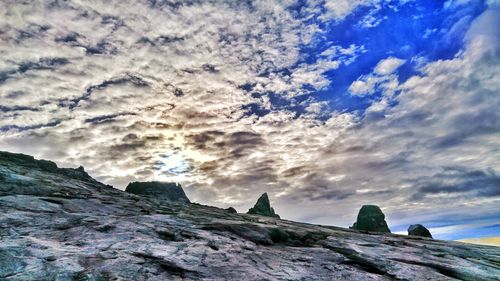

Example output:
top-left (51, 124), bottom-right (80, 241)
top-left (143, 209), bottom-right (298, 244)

top-left (0, 57), bottom-right (69, 84)
top-left (55, 32), bottom-right (81, 43)
top-left (136, 35), bottom-right (185, 46)
top-left (198, 160), bottom-right (218, 173)
top-left (67, 74), bottom-right (150, 109)
top-left (292, 178), bottom-right (355, 202)
top-left (98, 133), bottom-right (166, 161)
top-left (201, 64), bottom-right (219, 73)
top-left (15, 23), bottom-right (51, 42)
top-left (227, 131), bottom-right (263, 146)
top-left (184, 131), bottom-right (264, 158)
top-left (282, 165), bottom-right (309, 178)
top-left (55, 31), bottom-right (118, 55)
top-left (209, 159), bottom-right (280, 191)
top-left (286, 172), bottom-right (356, 201)
top-left (226, 131), bottom-right (265, 158)
top-left (84, 112), bottom-right (138, 125)
top-left (365, 151), bottom-right (412, 170)
top-left (312, 190), bottom-right (356, 201)
top-left (0, 119), bottom-right (63, 132)
top-left (0, 105), bottom-right (40, 112)
top-left (145, 0), bottom-right (187, 9)
top-left (185, 130), bottom-right (225, 150)
top-left (4, 91), bottom-right (28, 99)
top-left (100, 15), bottom-right (125, 32)
top-left (411, 167), bottom-right (500, 200)
top-left (84, 40), bottom-right (119, 55)
top-left (431, 109), bottom-right (500, 150)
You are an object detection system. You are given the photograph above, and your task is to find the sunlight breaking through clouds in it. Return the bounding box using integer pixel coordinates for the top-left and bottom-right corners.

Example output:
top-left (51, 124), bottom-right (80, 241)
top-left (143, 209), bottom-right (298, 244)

top-left (0, 0), bottom-right (498, 239)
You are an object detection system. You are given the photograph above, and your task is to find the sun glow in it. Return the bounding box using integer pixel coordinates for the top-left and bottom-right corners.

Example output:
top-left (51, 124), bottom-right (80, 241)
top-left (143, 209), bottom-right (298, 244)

top-left (159, 152), bottom-right (191, 175)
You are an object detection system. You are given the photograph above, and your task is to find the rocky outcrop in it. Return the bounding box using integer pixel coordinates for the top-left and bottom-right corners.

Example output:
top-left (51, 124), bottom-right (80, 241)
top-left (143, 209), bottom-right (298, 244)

top-left (247, 192), bottom-right (280, 218)
top-left (408, 224), bottom-right (433, 238)
top-left (1, 151), bottom-right (499, 280)
top-left (0, 151), bottom-right (91, 182)
top-left (0, 151), bottom-right (96, 198)
top-left (225, 207), bottom-right (237, 213)
top-left (351, 205), bottom-right (391, 233)
top-left (125, 181), bottom-right (190, 203)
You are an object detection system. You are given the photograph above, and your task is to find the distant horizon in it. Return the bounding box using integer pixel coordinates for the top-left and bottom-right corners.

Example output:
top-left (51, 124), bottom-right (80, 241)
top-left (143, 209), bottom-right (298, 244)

top-left (1, 0), bottom-right (499, 243)
top-left (2, 148), bottom-right (499, 243)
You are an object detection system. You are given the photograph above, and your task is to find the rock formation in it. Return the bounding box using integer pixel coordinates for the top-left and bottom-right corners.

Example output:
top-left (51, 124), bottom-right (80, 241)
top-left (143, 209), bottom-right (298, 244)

top-left (247, 192), bottom-right (280, 218)
top-left (351, 205), bottom-right (391, 233)
top-left (125, 181), bottom-right (190, 203)
top-left (1, 151), bottom-right (499, 280)
top-left (225, 207), bottom-right (237, 213)
top-left (408, 224), bottom-right (433, 238)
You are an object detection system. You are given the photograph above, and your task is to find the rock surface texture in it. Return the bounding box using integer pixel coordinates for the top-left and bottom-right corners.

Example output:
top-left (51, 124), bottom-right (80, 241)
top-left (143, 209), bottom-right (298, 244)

top-left (1, 151), bottom-right (499, 280)
top-left (247, 192), bottom-right (280, 218)
top-left (408, 224), bottom-right (433, 238)
top-left (352, 205), bottom-right (391, 233)
top-left (126, 181), bottom-right (190, 203)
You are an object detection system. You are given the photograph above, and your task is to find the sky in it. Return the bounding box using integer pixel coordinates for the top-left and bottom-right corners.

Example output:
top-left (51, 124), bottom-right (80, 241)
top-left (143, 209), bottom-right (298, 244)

top-left (0, 0), bottom-right (499, 240)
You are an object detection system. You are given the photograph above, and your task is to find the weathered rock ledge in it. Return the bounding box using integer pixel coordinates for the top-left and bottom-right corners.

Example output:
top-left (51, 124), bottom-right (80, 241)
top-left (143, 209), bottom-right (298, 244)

top-left (125, 181), bottom-right (191, 203)
top-left (0, 151), bottom-right (499, 280)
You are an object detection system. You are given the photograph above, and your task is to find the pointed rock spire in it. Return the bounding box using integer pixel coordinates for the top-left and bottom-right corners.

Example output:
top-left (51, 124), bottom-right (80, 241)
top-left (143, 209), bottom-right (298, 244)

top-left (247, 192), bottom-right (280, 218)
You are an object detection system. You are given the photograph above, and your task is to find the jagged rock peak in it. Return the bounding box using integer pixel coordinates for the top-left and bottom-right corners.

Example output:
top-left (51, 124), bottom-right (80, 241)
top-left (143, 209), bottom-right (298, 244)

top-left (351, 205), bottom-right (391, 233)
top-left (125, 181), bottom-right (190, 203)
top-left (408, 224), bottom-right (433, 238)
top-left (247, 192), bottom-right (280, 218)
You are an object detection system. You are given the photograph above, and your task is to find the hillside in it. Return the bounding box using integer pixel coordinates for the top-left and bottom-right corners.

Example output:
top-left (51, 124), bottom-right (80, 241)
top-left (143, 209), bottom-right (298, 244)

top-left (0, 151), bottom-right (499, 280)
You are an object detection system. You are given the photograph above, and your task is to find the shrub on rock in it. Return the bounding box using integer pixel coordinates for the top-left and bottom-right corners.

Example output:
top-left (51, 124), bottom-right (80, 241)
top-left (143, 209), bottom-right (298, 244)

top-left (351, 205), bottom-right (390, 233)
top-left (408, 224), bottom-right (432, 238)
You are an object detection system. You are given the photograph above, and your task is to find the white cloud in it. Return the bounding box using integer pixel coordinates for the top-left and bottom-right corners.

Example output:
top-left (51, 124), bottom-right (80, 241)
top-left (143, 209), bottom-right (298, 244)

top-left (374, 57), bottom-right (406, 75)
top-left (348, 56), bottom-right (405, 96)
top-left (0, 0), bottom-right (498, 236)
top-left (444, 0), bottom-right (475, 10)
top-left (348, 80), bottom-right (373, 95)
top-left (320, 0), bottom-right (376, 21)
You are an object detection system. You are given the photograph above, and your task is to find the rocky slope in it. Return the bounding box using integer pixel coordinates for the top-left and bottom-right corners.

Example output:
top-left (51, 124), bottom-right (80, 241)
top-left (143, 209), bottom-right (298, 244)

top-left (0, 151), bottom-right (499, 281)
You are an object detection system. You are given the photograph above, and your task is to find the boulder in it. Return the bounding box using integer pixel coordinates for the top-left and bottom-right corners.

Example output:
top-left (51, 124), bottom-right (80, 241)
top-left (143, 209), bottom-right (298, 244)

top-left (125, 181), bottom-right (190, 203)
top-left (0, 151), bottom-right (57, 172)
top-left (61, 166), bottom-right (92, 181)
top-left (351, 205), bottom-right (390, 233)
top-left (408, 224), bottom-right (432, 238)
top-left (247, 193), bottom-right (280, 218)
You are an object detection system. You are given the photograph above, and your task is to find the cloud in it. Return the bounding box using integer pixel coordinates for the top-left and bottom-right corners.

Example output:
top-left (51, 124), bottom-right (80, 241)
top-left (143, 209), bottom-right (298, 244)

top-left (374, 57), bottom-right (406, 75)
top-left (410, 167), bottom-right (500, 200)
top-left (0, 0), bottom-right (498, 236)
top-left (348, 80), bottom-right (373, 95)
top-left (320, 0), bottom-right (375, 21)
top-left (348, 56), bottom-right (404, 96)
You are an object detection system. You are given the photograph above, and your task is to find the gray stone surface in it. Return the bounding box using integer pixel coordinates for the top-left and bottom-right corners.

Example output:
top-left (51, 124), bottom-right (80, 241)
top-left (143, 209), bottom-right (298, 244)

top-left (1, 151), bottom-right (499, 280)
